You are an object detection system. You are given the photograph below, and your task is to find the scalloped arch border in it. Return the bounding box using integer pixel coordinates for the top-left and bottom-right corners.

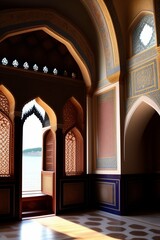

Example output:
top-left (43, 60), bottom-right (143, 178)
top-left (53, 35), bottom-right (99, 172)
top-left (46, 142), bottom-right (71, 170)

top-left (36, 97), bottom-right (57, 132)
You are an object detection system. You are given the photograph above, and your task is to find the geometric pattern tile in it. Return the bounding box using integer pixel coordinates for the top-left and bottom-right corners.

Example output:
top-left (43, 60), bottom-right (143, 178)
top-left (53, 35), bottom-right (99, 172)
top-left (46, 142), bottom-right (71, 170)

top-left (0, 210), bottom-right (160, 240)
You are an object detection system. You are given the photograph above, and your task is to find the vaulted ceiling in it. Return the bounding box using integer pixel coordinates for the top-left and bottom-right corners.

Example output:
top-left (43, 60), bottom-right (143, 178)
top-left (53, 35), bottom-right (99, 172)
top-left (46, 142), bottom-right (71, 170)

top-left (0, 0), bottom-right (121, 89)
top-left (0, 0), bottom-right (97, 52)
top-left (0, 0), bottom-right (100, 85)
top-left (0, 30), bottom-right (83, 79)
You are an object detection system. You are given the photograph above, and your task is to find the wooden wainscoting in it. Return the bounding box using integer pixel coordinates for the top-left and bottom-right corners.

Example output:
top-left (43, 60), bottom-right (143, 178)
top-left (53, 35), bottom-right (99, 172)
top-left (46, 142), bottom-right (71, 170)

top-left (94, 174), bottom-right (121, 215)
top-left (59, 177), bottom-right (88, 213)
top-left (0, 184), bottom-right (15, 220)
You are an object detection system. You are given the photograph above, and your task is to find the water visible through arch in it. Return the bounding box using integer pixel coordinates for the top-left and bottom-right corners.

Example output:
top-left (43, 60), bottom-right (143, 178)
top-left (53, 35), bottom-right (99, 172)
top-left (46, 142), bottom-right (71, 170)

top-left (22, 100), bottom-right (44, 194)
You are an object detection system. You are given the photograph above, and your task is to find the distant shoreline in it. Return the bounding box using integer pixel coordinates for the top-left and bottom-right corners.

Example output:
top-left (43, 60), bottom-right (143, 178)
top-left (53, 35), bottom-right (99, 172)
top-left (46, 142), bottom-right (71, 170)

top-left (23, 147), bottom-right (42, 156)
top-left (23, 152), bottom-right (41, 156)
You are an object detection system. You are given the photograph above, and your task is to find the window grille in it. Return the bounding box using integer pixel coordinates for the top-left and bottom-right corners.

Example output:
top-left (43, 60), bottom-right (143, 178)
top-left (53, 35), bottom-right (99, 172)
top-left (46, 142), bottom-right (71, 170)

top-left (65, 128), bottom-right (83, 176)
top-left (63, 98), bottom-right (84, 176)
top-left (0, 91), bottom-right (13, 177)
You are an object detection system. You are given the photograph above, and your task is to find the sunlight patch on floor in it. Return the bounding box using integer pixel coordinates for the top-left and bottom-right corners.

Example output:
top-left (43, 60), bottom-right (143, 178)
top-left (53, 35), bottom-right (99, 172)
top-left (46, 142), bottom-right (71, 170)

top-left (35, 215), bottom-right (119, 240)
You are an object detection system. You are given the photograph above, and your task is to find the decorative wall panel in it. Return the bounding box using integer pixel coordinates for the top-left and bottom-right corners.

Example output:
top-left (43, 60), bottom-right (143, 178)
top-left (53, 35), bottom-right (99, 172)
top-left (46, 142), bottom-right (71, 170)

top-left (0, 188), bottom-right (10, 214)
top-left (96, 182), bottom-right (115, 205)
top-left (0, 185), bottom-right (15, 218)
top-left (128, 59), bottom-right (158, 97)
top-left (94, 175), bottom-right (120, 214)
top-left (95, 88), bottom-right (117, 170)
top-left (63, 182), bottom-right (84, 206)
top-left (128, 47), bottom-right (157, 68)
top-left (60, 179), bottom-right (88, 211)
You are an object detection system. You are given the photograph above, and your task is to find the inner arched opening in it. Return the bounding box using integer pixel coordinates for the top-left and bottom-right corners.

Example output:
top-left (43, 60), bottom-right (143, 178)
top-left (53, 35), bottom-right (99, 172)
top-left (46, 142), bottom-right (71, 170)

top-left (22, 99), bottom-right (45, 195)
top-left (125, 100), bottom-right (160, 213)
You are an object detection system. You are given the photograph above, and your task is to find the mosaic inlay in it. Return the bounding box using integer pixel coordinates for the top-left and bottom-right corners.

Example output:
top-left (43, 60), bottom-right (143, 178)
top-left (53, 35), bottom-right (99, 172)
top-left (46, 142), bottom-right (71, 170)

top-left (0, 210), bottom-right (160, 240)
top-left (128, 59), bottom-right (158, 97)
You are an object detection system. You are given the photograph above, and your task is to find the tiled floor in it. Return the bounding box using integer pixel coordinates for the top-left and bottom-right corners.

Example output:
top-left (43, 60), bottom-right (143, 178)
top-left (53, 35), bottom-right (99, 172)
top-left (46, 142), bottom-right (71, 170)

top-left (0, 210), bottom-right (160, 240)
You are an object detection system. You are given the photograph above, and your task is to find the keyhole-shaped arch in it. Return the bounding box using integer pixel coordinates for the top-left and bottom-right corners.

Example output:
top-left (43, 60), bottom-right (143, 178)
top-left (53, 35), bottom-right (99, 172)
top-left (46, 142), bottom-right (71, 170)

top-left (22, 97), bottom-right (57, 192)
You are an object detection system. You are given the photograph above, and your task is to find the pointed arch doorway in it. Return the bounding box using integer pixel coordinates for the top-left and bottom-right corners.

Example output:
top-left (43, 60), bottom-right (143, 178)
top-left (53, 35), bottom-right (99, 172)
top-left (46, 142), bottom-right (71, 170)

top-left (21, 98), bottom-right (57, 218)
top-left (124, 97), bottom-right (160, 213)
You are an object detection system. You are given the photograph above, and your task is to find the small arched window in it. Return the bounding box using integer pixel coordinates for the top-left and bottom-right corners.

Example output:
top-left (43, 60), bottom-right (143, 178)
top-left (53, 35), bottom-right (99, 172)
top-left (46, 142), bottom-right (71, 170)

top-left (65, 128), bottom-right (84, 176)
top-left (63, 97), bottom-right (84, 176)
top-left (0, 87), bottom-right (14, 177)
top-left (132, 14), bottom-right (156, 55)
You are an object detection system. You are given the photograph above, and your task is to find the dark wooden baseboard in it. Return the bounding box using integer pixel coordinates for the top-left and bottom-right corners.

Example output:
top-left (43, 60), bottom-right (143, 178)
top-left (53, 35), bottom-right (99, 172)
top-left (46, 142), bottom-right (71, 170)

top-left (22, 194), bottom-right (53, 218)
